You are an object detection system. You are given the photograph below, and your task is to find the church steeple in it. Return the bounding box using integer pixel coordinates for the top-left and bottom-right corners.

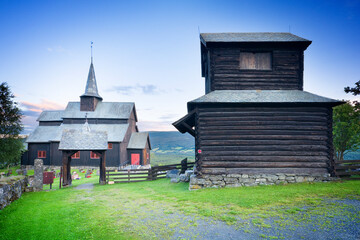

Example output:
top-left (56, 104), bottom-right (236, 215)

top-left (80, 42), bottom-right (102, 111)
top-left (81, 61), bottom-right (102, 100)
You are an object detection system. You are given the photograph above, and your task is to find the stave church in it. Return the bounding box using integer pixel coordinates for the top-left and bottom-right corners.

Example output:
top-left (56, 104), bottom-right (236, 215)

top-left (22, 57), bottom-right (151, 170)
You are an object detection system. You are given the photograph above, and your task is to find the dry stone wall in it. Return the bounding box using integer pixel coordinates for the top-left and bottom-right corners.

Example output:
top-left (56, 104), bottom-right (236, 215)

top-left (189, 173), bottom-right (336, 190)
top-left (0, 176), bottom-right (28, 209)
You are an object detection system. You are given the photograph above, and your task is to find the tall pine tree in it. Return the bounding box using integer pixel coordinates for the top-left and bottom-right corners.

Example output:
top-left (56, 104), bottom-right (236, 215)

top-left (0, 82), bottom-right (23, 167)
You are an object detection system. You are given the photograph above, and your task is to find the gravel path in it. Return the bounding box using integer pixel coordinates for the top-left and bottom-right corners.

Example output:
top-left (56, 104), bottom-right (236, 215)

top-left (138, 198), bottom-right (360, 240)
top-left (74, 183), bottom-right (94, 190)
top-left (75, 184), bottom-right (360, 239)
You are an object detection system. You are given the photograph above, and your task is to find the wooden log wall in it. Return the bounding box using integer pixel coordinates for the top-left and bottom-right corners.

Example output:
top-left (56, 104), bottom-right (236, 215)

top-left (195, 106), bottom-right (333, 175)
top-left (208, 48), bottom-right (303, 91)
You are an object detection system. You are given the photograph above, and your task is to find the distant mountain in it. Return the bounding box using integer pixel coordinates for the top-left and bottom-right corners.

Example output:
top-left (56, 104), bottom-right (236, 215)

top-left (149, 131), bottom-right (194, 156)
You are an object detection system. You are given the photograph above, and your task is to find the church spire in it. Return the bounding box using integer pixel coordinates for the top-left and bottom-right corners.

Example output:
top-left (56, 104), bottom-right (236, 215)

top-left (80, 42), bottom-right (102, 111)
top-left (80, 42), bottom-right (102, 100)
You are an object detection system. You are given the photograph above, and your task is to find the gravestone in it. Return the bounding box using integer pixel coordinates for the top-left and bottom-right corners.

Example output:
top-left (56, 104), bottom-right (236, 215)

top-left (33, 159), bottom-right (43, 191)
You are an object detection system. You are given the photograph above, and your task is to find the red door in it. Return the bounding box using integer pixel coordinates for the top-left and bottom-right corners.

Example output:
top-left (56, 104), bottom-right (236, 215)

top-left (131, 154), bottom-right (140, 165)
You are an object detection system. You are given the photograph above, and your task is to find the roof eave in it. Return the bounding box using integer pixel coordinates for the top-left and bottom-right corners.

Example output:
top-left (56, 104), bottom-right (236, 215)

top-left (187, 101), bottom-right (345, 111)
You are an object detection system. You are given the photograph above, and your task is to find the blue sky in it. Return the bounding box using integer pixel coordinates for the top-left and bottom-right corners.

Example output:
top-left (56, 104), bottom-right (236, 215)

top-left (0, 0), bottom-right (359, 133)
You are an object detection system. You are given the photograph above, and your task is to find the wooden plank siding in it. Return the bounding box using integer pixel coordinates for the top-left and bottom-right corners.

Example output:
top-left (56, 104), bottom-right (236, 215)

top-left (207, 47), bottom-right (303, 92)
top-left (195, 106), bottom-right (333, 175)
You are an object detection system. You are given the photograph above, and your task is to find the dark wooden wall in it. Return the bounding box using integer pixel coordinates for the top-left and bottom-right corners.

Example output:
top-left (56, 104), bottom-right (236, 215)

top-left (39, 121), bottom-right (62, 126)
top-left (204, 47), bottom-right (304, 92)
top-left (80, 96), bottom-right (100, 111)
top-left (195, 105), bottom-right (333, 175)
top-left (26, 143), bottom-right (51, 165)
top-left (127, 147), bottom-right (150, 165)
top-left (23, 142), bottom-right (121, 167)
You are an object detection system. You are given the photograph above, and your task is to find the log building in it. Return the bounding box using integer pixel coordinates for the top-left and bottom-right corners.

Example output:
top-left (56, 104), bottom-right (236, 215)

top-left (173, 32), bottom-right (343, 189)
top-left (22, 58), bottom-right (151, 169)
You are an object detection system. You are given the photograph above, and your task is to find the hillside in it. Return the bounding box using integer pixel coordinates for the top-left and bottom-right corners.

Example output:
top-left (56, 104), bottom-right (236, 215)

top-left (149, 131), bottom-right (195, 165)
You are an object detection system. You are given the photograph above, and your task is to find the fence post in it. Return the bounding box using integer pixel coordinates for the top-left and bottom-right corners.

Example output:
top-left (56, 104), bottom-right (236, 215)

top-left (152, 167), bottom-right (157, 180)
top-left (181, 158), bottom-right (188, 174)
top-left (148, 169), bottom-right (152, 181)
top-left (128, 170), bottom-right (130, 183)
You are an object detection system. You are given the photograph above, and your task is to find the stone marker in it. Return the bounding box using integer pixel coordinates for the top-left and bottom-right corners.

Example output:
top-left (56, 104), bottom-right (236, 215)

top-left (166, 169), bottom-right (179, 179)
top-left (33, 159), bottom-right (43, 191)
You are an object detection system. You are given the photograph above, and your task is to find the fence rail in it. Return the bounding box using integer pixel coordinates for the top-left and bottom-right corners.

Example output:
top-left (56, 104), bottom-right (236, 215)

top-left (106, 158), bottom-right (195, 184)
top-left (334, 160), bottom-right (360, 180)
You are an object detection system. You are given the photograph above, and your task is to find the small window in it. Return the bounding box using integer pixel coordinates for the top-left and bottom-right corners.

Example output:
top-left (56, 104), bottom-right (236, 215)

top-left (239, 52), bottom-right (272, 70)
top-left (90, 151), bottom-right (100, 159)
top-left (108, 143), bottom-right (113, 149)
top-left (72, 151), bottom-right (80, 159)
top-left (147, 153), bottom-right (149, 160)
top-left (38, 150), bottom-right (46, 158)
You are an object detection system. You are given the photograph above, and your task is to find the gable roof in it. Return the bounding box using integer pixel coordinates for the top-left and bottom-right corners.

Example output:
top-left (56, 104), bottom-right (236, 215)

top-left (188, 90), bottom-right (343, 108)
top-left (62, 102), bottom-right (136, 120)
top-left (26, 125), bottom-right (60, 143)
top-left (200, 32), bottom-right (310, 43)
top-left (127, 132), bottom-right (151, 149)
top-left (59, 123), bottom-right (107, 151)
top-left (26, 123), bottom-right (129, 143)
top-left (37, 111), bottom-right (63, 122)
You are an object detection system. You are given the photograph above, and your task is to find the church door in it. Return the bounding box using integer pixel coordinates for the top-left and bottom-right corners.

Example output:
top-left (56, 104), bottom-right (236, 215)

top-left (131, 153), bottom-right (140, 165)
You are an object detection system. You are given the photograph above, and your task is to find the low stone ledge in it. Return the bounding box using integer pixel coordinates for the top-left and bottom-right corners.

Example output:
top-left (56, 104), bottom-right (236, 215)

top-left (0, 176), bottom-right (28, 209)
top-left (189, 173), bottom-right (337, 190)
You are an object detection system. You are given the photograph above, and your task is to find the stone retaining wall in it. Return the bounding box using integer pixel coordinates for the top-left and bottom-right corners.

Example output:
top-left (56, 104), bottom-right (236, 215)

top-left (0, 176), bottom-right (28, 209)
top-left (189, 173), bottom-right (337, 190)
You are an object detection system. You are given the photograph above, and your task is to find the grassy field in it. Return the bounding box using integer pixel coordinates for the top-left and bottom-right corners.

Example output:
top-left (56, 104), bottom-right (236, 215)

top-left (0, 174), bottom-right (359, 239)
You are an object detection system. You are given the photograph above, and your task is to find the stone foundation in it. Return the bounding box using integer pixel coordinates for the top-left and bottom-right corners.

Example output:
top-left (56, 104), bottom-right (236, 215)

top-left (0, 176), bottom-right (28, 209)
top-left (189, 173), bottom-right (337, 190)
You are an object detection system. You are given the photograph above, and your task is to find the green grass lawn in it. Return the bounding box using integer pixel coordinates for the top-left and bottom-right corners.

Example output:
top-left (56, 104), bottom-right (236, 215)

top-left (1, 176), bottom-right (359, 240)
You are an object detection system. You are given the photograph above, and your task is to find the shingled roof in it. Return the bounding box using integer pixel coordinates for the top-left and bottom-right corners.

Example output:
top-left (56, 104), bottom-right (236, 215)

top-left (200, 32), bottom-right (311, 43)
top-left (59, 122), bottom-right (108, 151)
top-left (188, 90), bottom-right (343, 108)
top-left (62, 102), bottom-right (136, 120)
top-left (37, 111), bottom-right (63, 122)
top-left (26, 123), bottom-right (129, 143)
top-left (127, 132), bottom-right (151, 149)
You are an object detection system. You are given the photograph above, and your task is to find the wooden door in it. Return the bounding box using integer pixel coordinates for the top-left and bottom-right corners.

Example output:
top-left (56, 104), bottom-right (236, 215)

top-left (131, 153), bottom-right (140, 165)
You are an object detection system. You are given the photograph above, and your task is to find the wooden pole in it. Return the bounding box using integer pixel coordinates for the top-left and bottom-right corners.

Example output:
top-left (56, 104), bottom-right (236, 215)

top-left (67, 156), bottom-right (72, 186)
top-left (99, 151), bottom-right (106, 185)
top-left (59, 167), bottom-right (62, 189)
top-left (62, 152), bottom-right (68, 186)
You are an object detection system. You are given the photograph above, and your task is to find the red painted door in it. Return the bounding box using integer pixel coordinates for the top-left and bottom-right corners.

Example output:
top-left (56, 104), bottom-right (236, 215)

top-left (131, 154), bottom-right (140, 165)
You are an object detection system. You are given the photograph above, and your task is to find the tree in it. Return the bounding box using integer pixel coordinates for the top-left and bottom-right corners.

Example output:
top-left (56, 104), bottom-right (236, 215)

top-left (0, 82), bottom-right (23, 167)
top-left (333, 102), bottom-right (360, 161)
top-left (344, 80), bottom-right (360, 108)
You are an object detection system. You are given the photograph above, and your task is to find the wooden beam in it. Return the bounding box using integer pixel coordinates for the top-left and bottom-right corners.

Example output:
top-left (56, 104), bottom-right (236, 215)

top-left (181, 122), bottom-right (195, 137)
top-left (99, 151), bottom-right (106, 185)
top-left (62, 150), bottom-right (76, 187)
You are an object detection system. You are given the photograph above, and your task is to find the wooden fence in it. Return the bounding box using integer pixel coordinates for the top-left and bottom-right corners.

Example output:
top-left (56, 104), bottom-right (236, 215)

top-left (334, 160), bottom-right (360, 180)
top-left (106, 158), bottom-right (195, 184)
